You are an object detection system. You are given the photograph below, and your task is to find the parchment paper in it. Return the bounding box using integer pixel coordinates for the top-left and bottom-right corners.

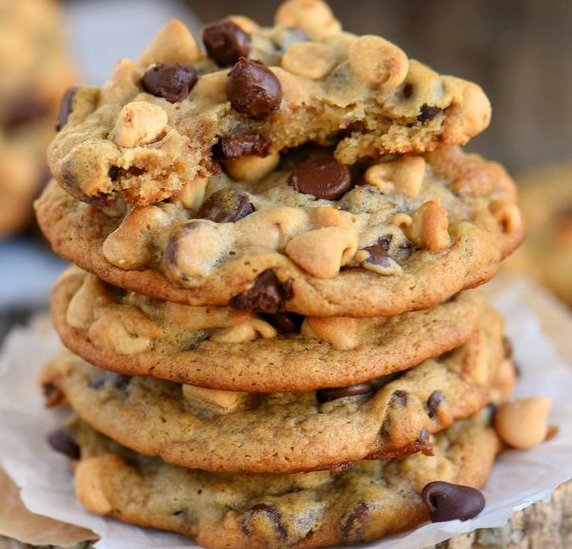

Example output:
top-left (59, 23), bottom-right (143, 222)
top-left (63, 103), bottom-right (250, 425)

top-left (1, 278), bottom-right (572, 549)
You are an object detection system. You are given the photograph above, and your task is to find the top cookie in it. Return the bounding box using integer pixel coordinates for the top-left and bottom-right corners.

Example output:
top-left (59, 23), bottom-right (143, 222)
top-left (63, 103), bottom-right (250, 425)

top-left (0, 0), bottom-right (74, 236)
top-left (48, 0), bottom-right (491, 206)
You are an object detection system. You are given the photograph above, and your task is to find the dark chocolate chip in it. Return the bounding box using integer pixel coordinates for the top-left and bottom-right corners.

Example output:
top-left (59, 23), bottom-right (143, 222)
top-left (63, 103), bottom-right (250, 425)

top-left (259, 312), bottom-right (304, 333)
top-left (390, 390), bottom-right (408, 407)
top-left (89, 372), bottom-right (132, 391)
top-left (422, 481), bottom-right (486, 522)
top-left (226, 58), bottom-right (282, 119)
top-left (417, 104), bottom-right (442, 123)
top-left (317, 383), bottom-right (373, 403)
top-left (203, 19), bottom-right (251, 66)
top-left (47, 428), bottom-right (80, 460)
top-left (362, 245), bottom-right (391, 267)
top-left (503, 336), bottom-right (514, 359)
top-left (214, 132), bottom-right (272, 159)
top-left (426, 390), bottom-right (444, 419)
top-left (42, 382), bottom-right (65, 408)
top-left (56, 87), bottom-right (77, 131)
top-left (196, 188), bottom-right (254, 223)
top-left (290, 158), bottom-right (352, 200)
top-left (231, 269), bottom-right (293, 313)
top-left (242, 503), bottom-right (287, 541)
top-left (341, 502), bottom-right (369, 542)
top-left (377, 234), bottom-right (393, 251)
top-left (141, 63), bottom-right (198, 103)
top-left (3, 93), bottom-right (49, 130)
top-left (402, 83), bottom-right (414, 99)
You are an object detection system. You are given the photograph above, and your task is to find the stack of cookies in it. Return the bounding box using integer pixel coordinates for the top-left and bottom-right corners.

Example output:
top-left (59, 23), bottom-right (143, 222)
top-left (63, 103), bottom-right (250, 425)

top-left (0, 0), bottom-right (74, 237)
top-left (36, 1), bottom-right (532, 546)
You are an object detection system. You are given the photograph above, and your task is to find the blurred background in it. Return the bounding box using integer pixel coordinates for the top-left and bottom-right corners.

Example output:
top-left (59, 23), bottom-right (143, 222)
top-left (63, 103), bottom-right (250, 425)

top-left (1, 0), bottom-right (571, 337)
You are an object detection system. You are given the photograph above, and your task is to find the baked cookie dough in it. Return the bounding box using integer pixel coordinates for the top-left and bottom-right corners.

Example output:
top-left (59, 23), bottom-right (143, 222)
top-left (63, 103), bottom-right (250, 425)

top-left (0, 0), bottom-right (74, 236)
top-left (52, 268), bottom-right (487, 391)
top-left (60, 411), bottom-right (500, 548)
top-left (37, 145), bottom-right (523, 317)
top-left (42, 314), bottom-right (513, 473)
top-left (48, 0), bottom-right (491, 206)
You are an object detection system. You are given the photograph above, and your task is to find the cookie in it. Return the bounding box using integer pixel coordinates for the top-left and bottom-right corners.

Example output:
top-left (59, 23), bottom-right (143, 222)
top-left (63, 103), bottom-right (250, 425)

top-left (37, 145), bottom-right (523, 317)
top-left (0, 0), bottom-right (74, 236)
top-left (47, 1), bottom-right (491, 206)
top-left (41, 312), bottom-right (513, 474)
top-left (62, 410), bottom-right (499, 548)
top-left (52, 267), bottom-right (487, 391)
top-left (513, 162), bottom-right (572, 306)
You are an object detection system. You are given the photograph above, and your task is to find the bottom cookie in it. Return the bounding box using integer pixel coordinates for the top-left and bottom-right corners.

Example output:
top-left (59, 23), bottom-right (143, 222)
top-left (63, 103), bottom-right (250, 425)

top-left (62, 411), bottom-right (499, 549)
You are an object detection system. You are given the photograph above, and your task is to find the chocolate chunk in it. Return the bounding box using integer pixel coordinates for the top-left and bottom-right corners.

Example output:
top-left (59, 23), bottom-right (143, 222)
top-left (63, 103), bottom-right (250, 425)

top-left (141, 63), bottom-right (198, 103)
top-left (89, 372), bottom-right (132, 391)
top-left (214, 132), bottom-right (272, 159)
top-left (55, 87), bottom-right (77, 131)
top-left (47, 427), bottom-right (80, 460)
top-left (259, 312), bottom-right (304, 333)
top-left (426, 390), bottom-right (444, 419)
top-left (362, 245), bottom-right (390, 267)
top-left (196, 188), bottom-right (254, 223)
top-left (290, 158), bottom-right (352, 200)
top-left (317, 383), bottom-right (373, 403)
top-left (231, 269), bottom-right (293, 313)
top-left (342, 502), bottom-right (369, 542)
top-left (203, 19), bottom-right (251, 66)
top-left (503, 336), bottom-right (514, 359)
top-left (226, 58), bottom-right (282, 119)
top-left (3, 93), bottom-right (49, 130)
top-left (422, 481), bottom-right (486, 522)
top-left (377, 234), bottom-right (393, 251)
top-left (390, 390), bottom-right (408, 407)
top-left (42, 382), bottom-right (65, 408)
top-left (242, 503), bottom-right (287, 541)
top-left (417, 104), bottom-right (442, 123)
top-left (402, 83), bottom-right (414, 99)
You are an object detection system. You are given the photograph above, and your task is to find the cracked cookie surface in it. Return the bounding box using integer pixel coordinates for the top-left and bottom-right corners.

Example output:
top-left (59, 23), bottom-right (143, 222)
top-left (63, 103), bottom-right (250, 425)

top-left (63, 411), bottom-right (499, 549)
top-left (52, 268), bottom-right (487, 391)
top-left (47, 0), bottom-right (490, 206)
top-left (42, 311), bottom-right (513, 473)
top-left (37, 145), bottom-right (523, 317)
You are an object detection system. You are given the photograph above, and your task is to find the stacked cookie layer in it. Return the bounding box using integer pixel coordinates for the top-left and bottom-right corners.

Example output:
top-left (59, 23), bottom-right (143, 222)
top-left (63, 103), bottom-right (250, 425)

top-left (37, 1), bottom-right (525, 547)
top-left (0, 0), bottom-right (75, 236)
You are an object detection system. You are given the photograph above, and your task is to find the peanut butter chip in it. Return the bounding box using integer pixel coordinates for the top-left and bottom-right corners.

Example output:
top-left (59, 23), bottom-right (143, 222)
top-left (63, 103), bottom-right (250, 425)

top-left (202, 19), bottom-right (251, 66)
top-left (290, 158), bottom-right (352, 200)
top-left (282, 42), bottom-right (338, 79)
top-left (226, 58), bottom-right (283, 119)
top-left (141, 62), bottom-right (198, 103)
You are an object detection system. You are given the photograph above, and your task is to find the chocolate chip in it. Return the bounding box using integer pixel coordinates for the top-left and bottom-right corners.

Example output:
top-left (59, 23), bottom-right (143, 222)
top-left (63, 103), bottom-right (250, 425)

top-left (231, 269), bottom-right (293, 313)
top-left (417, 104), bottom-right (442, 123)
top-left (426, 391), bottom-right (444, 419)
top-left (42, 382), bottom-right (65, 408)
top-left (214, 132), bottom-right (272, 159)
top-left (242, 503), bottom-right (287, 541)
top-left (259, 312), bottom-right (304, 333)
top-left (341, 502), bottom-right (369, 542)
top-left (47, 428), bottom-right (80, 460)
top-left (377, 234), bottom-right (393, 251)
top-left (89, 372), bottom-right (132, 391)
top-left (226, 58), bottom-right (282, 119)
top-left (203, 19), bottom-right (251, 66)
top-left (196, 188), bottom-right (254, 223)
top-left (362, 245), bottom-right (390, 267)
top-left (290, 158), bottom-right (352, 200)
top-left (3, 93), bottom-right (49, 130)
top-left (422, 481), bottom-right (486, 522)
top-left (402, 83), bottom-right (414, 99)
top-left (55, 87), bottom-right (77, 131)
top-left (317, 383), bottom-right (373, 403)
top-left (141, 63), bottom-right (198, 103)
top-left (390, 390), bottom-right (408, 407)
top-left (503, 336), bottom-right (514, 359)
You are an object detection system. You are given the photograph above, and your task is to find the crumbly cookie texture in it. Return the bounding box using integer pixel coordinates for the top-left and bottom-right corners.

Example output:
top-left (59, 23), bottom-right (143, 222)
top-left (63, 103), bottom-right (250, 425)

top-left (37, 145), bottom-right (524, 317)
top-left (42, 310), bottom-right (512, 474)
top-left (52, 268), bottom-right (486, 391)
top-left (511, 162), bottom-right (572, 307)
top-left (65, 411), bottom-right (499, 549)
top-left (0, 0), bottom-right (74, 236)
top-left (47, 0), bottom-right (491, 206)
